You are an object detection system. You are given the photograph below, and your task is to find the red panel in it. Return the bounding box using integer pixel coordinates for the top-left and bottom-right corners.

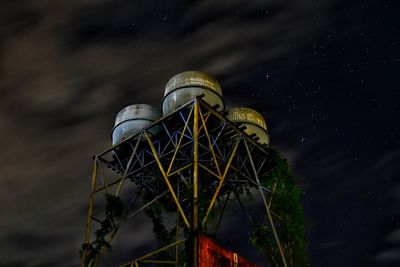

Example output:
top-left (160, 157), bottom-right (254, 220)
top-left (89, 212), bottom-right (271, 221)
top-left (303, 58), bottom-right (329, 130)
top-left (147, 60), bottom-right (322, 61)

top-left (198, 235), bottom-right (257, 267)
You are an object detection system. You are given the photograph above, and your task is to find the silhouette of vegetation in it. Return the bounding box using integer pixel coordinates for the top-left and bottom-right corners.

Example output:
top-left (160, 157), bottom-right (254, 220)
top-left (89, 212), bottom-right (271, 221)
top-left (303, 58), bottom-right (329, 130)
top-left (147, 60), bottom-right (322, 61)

top-left (80, 194), bottom-right (125, 267)
top-left (250, 148), bottom-right (309, 266)
top-left (81, 149), bottom-right (308, 266)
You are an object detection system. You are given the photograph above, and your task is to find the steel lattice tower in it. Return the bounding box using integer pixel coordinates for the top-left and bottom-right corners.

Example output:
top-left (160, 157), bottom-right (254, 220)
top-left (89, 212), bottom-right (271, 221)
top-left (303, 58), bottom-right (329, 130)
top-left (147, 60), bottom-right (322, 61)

top-left (81, 97), bottom-right (288, 267)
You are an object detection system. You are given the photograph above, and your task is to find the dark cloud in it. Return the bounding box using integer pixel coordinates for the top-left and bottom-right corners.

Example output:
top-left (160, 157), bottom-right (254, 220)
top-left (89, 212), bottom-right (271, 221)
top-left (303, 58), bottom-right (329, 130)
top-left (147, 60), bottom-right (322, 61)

top-left (1, 0), bottom-right (399, 266)
top-left (373, 249), bottom-right (400, 264)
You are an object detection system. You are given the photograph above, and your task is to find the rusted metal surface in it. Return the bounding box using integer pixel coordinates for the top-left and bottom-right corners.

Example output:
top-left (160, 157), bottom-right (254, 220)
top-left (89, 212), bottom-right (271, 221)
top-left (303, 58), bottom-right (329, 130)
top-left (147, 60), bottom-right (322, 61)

top-left (198, 235), bottom-right (257, 267)
top-left (226, 107), bottom-right (270, 145)
top-left (82, 97), bottom-right (286, 267)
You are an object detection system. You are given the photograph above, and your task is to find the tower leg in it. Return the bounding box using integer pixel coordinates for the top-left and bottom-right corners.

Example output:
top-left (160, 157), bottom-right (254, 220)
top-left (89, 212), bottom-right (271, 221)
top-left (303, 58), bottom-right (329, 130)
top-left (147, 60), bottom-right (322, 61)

top-left (82, 159), bottom-right (98, 267)
top-left (244, 140), bottom-right (288, 267)
top-left (192, 98), bottom-right (199, 267)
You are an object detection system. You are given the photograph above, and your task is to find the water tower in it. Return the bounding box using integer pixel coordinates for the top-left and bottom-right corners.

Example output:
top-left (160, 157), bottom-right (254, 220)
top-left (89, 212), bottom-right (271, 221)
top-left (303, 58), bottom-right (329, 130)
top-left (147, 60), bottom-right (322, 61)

top-left (80, 71), bottom-right (288, 267)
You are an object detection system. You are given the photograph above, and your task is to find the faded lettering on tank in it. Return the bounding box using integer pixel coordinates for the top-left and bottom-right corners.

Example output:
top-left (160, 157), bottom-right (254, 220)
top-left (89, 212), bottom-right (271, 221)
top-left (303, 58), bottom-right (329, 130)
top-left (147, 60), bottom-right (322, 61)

top-left (228, 111), bottom-right (266, 129)
top-left (185, 77), bottom-right (217, 91)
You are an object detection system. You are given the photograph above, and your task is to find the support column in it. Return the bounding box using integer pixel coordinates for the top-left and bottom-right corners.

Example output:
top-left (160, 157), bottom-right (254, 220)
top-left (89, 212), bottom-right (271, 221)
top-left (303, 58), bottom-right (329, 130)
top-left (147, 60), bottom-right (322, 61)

top-left (244, 140), bottom-right (288, 267)
top-left (82, 159), bottom-right (98, 267)
top-left (192, 98), bottom-right (199, 267)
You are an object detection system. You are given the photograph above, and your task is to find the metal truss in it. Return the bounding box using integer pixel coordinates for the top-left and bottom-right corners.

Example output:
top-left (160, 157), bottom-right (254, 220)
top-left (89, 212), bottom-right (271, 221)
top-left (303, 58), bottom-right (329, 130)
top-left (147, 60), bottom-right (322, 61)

top-left (81, 97), bottom-right (288, 267)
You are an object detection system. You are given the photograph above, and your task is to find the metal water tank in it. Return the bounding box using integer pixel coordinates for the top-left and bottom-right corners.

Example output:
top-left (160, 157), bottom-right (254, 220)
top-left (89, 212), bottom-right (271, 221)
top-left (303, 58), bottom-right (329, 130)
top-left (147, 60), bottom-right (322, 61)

top-left (226, 107), bottom-right (270, 145)
top-left (161, 71), bottom-right (224, 115)
top-left (112, 104), bottom-right (161, 145)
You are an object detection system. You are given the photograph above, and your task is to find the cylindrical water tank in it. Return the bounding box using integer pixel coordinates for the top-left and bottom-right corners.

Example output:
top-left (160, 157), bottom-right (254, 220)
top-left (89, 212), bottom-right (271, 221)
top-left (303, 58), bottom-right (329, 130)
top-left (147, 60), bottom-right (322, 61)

top-left (161, 71), bottom-right (224, 115)
top-left (112, 104), bottom-right (161, 145)
top-left (226, 107), bottom-right (270, 145)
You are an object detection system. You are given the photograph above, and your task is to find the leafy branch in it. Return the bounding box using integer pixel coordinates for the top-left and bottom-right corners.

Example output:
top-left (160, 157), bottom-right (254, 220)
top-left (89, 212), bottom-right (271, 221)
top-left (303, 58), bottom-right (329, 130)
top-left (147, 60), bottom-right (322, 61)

top-left (250, 148), bottom-right (309, 266)
top-left (80, 194), bottom-right (125, 267)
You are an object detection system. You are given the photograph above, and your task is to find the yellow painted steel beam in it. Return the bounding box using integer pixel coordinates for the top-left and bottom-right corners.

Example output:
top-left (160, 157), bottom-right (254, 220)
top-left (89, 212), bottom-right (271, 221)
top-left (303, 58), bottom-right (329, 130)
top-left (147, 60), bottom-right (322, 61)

top-left (198, 163), bottom-right (220, 180)
top-left (115, 133), bottom-right (142, 196)
top-left (82, 158), bottom-right (98, 267)
top-left (201, 139), bottom-right (240, 227)
top-left (93, 176), bottom-right (122, 193)
top-left (119, 261), bottom-right (137, 267)
top-left (134, 239), bottom-right (186, 262)
top-left (224, 163), bottom-right (271, 193)
top-left (243, 140), bottom-right (288, 267)
top-left (193, 99), bottom-right (199, 267)
top-left (168, 163), bottom-right (192, 177)
top-left (198, 111), bottom-right (211, 133)
top-left (123, 189), bottom-right (169, 222)
top-left (196, 141), bottom-right (272, 193)
top-left (94, 152), bottom-right (192, 194)
top-left (145, 132), bottom-right (191, 229)
top-left (270, 210), bottom-right (289, 224)
top-left (97, 159), bottom-right (109, 194)
top-left (166, 106), bottom-right (193, 176)
top-left (268, 180), bottom-right (278, 208)
top-left (198, 100), bottom-right (269, 155)
top-left (199, 107), bottom-right (221, 177)
top-left (93, 226), bottom-right (120, 265)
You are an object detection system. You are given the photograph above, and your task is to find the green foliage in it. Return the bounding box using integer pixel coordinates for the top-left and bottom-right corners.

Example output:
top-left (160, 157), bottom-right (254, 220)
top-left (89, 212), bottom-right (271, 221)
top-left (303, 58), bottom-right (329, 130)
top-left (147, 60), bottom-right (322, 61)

top-left (142, 193), bottom-right (177, 262)
top-left (105, 194), bottom-right (125, 219)
top-left (80, 194), bottom-right (125, 267)
top-left (144, 205), bottom-right (175, 247)
top-left (81, 148), bottom-right (308, 266)
top-left (250, 148), bottom-right (309, 266)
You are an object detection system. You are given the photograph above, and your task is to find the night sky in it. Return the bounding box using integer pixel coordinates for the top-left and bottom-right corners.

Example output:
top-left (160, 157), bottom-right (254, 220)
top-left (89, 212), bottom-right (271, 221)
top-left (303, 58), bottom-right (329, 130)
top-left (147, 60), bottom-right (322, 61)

top-left (1, 0), bottom-right (399, 266)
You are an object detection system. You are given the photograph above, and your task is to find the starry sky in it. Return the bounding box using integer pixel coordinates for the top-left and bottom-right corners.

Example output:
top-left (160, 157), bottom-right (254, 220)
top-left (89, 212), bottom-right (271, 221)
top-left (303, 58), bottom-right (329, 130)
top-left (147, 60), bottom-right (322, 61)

top-left (1, 0), bottom-right (399, 266)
